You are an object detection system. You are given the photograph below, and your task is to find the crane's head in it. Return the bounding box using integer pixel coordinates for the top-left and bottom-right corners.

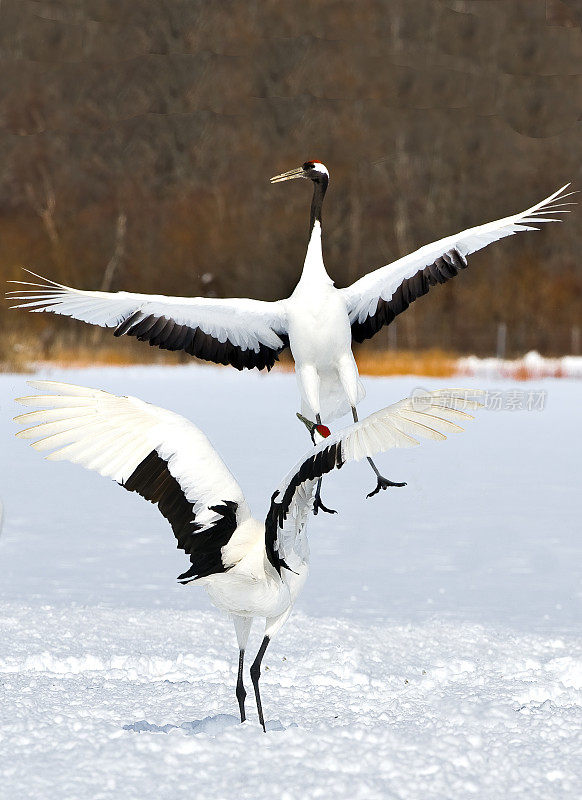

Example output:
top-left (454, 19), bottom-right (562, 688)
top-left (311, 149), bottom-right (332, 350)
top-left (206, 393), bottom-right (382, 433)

top-left (270, 161), bottom-right (329, 185)
top-left (297, 412), bottom-right (331, 444)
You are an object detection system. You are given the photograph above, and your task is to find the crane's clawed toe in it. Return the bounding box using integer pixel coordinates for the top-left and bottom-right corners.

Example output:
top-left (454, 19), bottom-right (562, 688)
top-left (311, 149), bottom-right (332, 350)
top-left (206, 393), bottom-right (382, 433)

top-left (313, 492), bottom-right (337, 516)
top-left (366, 476), bottom-right (407, 499)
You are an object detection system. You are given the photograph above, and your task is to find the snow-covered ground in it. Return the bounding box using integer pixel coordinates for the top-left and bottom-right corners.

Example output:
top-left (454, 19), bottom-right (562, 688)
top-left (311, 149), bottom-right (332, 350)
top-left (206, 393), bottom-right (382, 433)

top-left (0, 365), bottom-right (580, 799)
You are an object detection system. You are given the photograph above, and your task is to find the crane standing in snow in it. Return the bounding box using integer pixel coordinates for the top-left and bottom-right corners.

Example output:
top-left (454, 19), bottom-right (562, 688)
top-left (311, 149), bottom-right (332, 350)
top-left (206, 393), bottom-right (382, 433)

top-left (15, 381), bottom-right (481, 731)
top-left (8, 165), bottom-right (572, 509)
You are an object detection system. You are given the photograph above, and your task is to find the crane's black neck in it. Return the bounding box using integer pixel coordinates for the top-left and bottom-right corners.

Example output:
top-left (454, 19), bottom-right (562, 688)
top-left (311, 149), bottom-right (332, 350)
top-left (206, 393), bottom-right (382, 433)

top-left (309, 175), bottom-right (328, 233)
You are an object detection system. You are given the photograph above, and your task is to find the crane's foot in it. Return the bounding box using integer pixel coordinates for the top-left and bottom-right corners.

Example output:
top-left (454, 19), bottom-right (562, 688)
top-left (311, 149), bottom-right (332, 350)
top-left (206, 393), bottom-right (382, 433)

top-left (366, 475), bottom-right (407, 499)
top-left (313, 489), bottom-right (337, 516)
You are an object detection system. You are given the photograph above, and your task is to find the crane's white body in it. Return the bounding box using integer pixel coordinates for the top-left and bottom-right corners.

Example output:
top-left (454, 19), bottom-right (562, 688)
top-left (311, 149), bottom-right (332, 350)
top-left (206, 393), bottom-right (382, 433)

top-left (200, 516), bottom-right (308, 632)
top-left (287, 221), bottom-right (364, 420)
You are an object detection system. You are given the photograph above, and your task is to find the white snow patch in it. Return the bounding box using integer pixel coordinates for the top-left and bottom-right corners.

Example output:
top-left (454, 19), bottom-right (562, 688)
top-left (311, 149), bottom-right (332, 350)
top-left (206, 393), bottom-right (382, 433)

top-left (458, 350), bottom-right (582, 380)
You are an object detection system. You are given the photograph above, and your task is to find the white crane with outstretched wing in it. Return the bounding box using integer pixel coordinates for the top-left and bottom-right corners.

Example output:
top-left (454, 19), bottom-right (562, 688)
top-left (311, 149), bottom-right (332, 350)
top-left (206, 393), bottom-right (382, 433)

top-left (15, 380), bottom-right (482, 730)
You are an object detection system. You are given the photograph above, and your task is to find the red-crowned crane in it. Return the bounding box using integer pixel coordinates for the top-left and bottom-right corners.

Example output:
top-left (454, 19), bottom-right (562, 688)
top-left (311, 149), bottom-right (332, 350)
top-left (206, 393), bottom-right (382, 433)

top-left (14, 380), bottom-right (482, 731)
top-left (7, 165), bottom-right (571, 509)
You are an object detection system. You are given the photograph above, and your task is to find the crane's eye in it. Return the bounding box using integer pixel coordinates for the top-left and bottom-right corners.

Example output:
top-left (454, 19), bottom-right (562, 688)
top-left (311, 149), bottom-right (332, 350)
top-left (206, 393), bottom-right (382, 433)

top-left (302, 162), bottom-right (314, 170)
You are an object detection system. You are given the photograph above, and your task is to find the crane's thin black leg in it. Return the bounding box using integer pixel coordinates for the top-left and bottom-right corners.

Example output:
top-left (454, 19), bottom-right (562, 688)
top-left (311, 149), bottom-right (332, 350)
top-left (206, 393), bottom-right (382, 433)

top-left (313, 414), bottom-right (337, 515)
top-left (250, 635), bottom-right (271, 732)
top-left (351, 406), bottom-right (407, 498)
top-left (236, 649), bottom-right (246, 723)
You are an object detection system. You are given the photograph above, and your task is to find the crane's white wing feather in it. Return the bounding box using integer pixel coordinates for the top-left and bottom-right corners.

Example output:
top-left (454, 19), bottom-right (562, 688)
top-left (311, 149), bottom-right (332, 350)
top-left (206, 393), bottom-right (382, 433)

top-left (265, 389), bottom-right (483, 572)
top-left (7, 275), bottom-right (289, 371)
top-left (342, 185), bottom-right (574, 341)
top-left (14, 381), bottom-right (250, 581)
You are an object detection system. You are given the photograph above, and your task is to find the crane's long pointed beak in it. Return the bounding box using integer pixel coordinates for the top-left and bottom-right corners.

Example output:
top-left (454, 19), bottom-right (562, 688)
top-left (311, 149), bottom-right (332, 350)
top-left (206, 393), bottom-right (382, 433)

top-left (270, 167), bottom-right (305, 184)
top-left (296, 412), bottom-right (316, 432)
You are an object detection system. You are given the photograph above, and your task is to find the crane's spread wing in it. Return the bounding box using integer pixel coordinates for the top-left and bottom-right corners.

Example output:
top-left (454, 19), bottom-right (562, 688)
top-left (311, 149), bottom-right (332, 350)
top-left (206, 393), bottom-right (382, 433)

top-left (265, 389), bottom-right (483, 573)
top-left (7, 274), bottom-right (289, 371)
top-left (14, 381), bottom-right (251, 583)
top-left (342, 185), bottom-right (574, 342)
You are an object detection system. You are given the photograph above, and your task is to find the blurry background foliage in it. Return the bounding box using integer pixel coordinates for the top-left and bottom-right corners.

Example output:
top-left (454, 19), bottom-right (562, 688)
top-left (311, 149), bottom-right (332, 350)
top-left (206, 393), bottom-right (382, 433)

top-left (1, 0), bottom-right (581, 366)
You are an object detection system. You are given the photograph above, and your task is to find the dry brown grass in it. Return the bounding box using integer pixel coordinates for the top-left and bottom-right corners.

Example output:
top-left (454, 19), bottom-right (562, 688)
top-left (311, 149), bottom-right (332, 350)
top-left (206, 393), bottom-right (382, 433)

top-left (276, 347), bottom-right (458, 377)
top-left (42, 342), bottom-right (187, 369)
top-left (0, 330), bottom-right (188, 372)
top-left (354, 348), bottom-right (458, 377)
top-left (0, 332), bottom-right (32, 373)
top-left (0, 333), bottom-right (459, 378)
top-left (2, 336), bottom-right (577, 380)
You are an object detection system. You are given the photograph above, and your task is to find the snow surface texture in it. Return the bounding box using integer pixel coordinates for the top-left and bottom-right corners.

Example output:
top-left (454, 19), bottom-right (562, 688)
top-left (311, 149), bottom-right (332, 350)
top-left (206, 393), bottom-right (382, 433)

top-left (1, 366), bottom-right (581, 799)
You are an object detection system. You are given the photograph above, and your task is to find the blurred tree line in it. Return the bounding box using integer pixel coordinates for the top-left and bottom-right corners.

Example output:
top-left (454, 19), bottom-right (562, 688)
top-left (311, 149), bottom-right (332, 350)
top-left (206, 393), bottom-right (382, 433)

top-left (1, 0), bottom-right (581, 358)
